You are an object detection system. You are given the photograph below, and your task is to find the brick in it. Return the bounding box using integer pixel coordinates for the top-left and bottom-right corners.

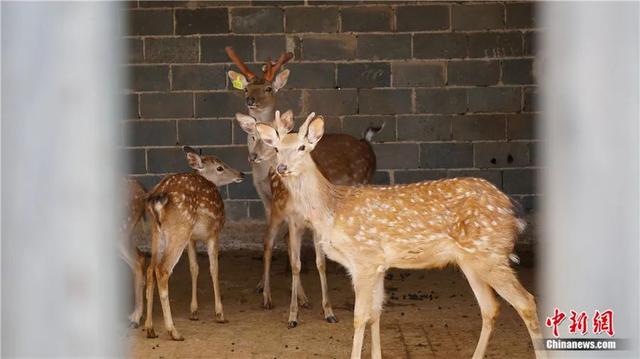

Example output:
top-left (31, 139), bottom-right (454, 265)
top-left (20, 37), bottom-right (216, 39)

top-left (447, 169), bottom-right (502, 188)
top-left (227, 173), bottom-right (259, 199)
top-left (372, 171), bottom-right (390, 185)
top-left (372, 143), bottom-right (419, 169)
top-left (337, 63), bottom-right (390, 88)
top-left (139, 1), bottom-right (193, 8)
top-left (252, 0), bottom-right (304, 5)
top-left (420, 143), bottom-right (473, 169)
top-left (467, 32), bottom-right (523, 58)
top-left (415, 88), bottom-right (467, 114)
top-left (502, 59), bottom-right (534, 84)
top-left (145, 37), bottom-right (199, 63)
top-left (172, 65), bottom-right (226, 90)
top-left (397, 115), bottom-right (451, 141)
top-left (467, 87), bottom-right (521, 113)
top-left (201, 36), bottom-right (253, 63)
top-left (452, 3), bottom-right (504, 31)
top-left (195, 92), bottom-right (245, 117)
top-left (124, 94), bottom-right (139, 119)
top-left (523, 86), bottom-right (537, 112)
top-left (358, 89), bottom-right (412, 115)
top-left (248, 201), bottom-right (266, 220)
top-left (342, 115), bottom-right (395, 142)
top-left (474, 142), bottom-right (531, 168)
top-left (396, 5), bottom-right (449, 31)
top-left (140, 93), bottom-right (193, 118)
top-left (123, 148), bottom-right (146, 175)
top-left (231, 7), bottom-right (283, 34)
top-left (201, 146), bottom-right (251, 172)
top-left (147, 148), bottom-right (191, 173)
top-left (413, 33), bottom-right (467, 59)
top-left (125, 120), bottom-right (176, 146)
top-left (448, 60), bottom-right (499, 86)
top-left (395, 170), bottom-right (446, 184)
top-left (175, 8), bottom-right (229, 35)
top-left (506, 2), bottom-right (535, 29)
top-left (285, 7), bottom-right (339, 33)
top-left (127, 38), bottom-right (143, 64)
top-left (255, 35), bottom-right (286, 62)
top-left (507, 114), bottom-right (536, 139)
top-left (302, 34), bottom-right (356, 60)
top-left (308, 115), bottom-right (341, 133)
top-left (503, 169), bottom-right (536, 194)
top-left (285, 63), bottom-right (335, 89)
top-left (392, 62), bottom-right (444, 87)
top-left (305, 89), bottom-right (357, 115)
top-left (134, 175), bottom-right (164, 192)
top-left (341, 6), bottom-right (392, 32)
top-left (178, 119), bottom-right (232, 146)
top-left (225, 200), bottom-right (249, 221)
top-left (276, 89), bottom-right (304, 114)
top-left (524, 31), bottom-right (537, 56)
top-left (452, 115), bottom-right (506, 140)
top-left (126, 65), bottom-right (169, 91)
top-left (129, 9), bottom-right (173, 35)
top-left (233, 121), bottom-right (249, 145)
top-left (357, 34), bottom-right (411, 60)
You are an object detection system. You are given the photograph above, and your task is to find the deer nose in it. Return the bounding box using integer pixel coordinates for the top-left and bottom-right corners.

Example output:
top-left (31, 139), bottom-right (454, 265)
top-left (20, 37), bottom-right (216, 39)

top-left (246, 97), bottom-right (256, 106)
top-left (248, 153), bottom-right (258, 163)
top-left (276, 164), bottom-right (287, 175)
top-left (239, 172), bottom-right (245, 179)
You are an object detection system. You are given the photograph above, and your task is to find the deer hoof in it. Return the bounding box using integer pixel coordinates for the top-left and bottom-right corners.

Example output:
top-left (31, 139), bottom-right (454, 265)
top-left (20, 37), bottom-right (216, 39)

top-left (287, 320), bottom-right (298, 329)
top-left (129, 320), bottom-right (140, 328)
top-left (325, 315), bottom-right (338, 324)
top-left (145, 328), bottom-right (158, 339)
top-left (189, 311), bottom-right (199, 321)
top-left (215, 314), bottom-right (228, 324)
top-left (169, 330), bottom-right (184, 341)
top-left (263, 300), bottom-right (273, 310)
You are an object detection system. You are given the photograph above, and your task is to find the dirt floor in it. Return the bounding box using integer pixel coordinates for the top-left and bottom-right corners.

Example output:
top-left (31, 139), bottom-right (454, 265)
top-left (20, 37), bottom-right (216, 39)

top-left (124, 245), bottom-right (539, 358)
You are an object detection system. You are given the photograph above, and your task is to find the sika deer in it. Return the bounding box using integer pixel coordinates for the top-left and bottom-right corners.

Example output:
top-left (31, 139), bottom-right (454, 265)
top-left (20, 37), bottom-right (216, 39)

top-left (120, 178), bottom-right (147, 327)
top-left (256, 111), bottom-right (546, 359)
top-left (144, 146), bottom-right (244, 341)
top-left (228, 47), bottom-right (383, 327)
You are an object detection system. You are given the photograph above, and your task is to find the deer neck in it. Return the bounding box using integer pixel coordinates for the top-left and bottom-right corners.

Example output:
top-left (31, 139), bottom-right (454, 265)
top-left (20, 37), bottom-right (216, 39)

top-left (249, 104), bottom-right (276, 123)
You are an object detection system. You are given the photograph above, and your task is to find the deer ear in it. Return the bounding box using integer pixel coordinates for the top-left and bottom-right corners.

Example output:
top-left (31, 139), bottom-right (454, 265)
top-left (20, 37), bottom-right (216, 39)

top-left (235, 113), bottom-right (256, 134)
top-left (256, 123), bottom-right (279, 148)
top-left (276, 110), bottom-right (294, 134)
top-left (186, 152), bottom-right (204, 170)
top-left (307, 116), bottom-right (325, 145)
top-left (273, 69), bottom-right (290, 92)
top-left (228, 71), bottom-right (248, 90)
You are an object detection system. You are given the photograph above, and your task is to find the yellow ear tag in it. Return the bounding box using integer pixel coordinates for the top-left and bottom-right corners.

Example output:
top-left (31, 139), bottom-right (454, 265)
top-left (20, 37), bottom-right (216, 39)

top-left (232, 77), bottom-right (244, 90)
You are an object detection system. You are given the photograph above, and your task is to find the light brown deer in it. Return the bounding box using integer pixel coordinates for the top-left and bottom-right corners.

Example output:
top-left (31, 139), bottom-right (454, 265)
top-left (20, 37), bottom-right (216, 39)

top-left (144, 146), bottom-right (244, 341)
top-left (120, 178), bottom-right (147, 327)
top-left (256, 111), bottom-right (547, 359)
top-left (227, 47), bottom-right (383, 327)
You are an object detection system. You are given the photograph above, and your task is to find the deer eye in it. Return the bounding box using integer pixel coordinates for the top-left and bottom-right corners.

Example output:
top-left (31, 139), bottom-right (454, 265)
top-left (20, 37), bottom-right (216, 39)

top-left (274, 148), bottom-right (279, 153)
top-left (298, 145), bottom-right (305, 151)
top-left (265, 87), bottom-right (272, 93)
top-left (216, 166), bottom-right (224, 172)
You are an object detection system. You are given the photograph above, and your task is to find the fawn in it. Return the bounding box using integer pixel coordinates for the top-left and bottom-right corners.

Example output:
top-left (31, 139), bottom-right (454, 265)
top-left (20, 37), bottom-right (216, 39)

top-left (144, 146), bottom-right (244, 341)
top-left (120, 178), bottom-right (147, 327)
top-left (227, 47), bottom-right (382, 327)
top-left (256, 111), bottom-right (546, 359)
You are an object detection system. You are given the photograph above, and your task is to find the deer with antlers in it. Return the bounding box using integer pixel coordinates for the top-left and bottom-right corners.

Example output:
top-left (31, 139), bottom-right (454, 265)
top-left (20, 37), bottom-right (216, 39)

top-left (256, 111), bottom-right (546, 359)
top-left (227, 47), bottom-right (383, 327)
top-left (144, 146), bottom-right (244, 340)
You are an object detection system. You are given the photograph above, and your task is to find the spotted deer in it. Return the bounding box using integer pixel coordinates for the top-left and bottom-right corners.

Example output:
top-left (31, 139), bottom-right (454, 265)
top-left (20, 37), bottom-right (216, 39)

top-left (144, 146), bottom-right (244, 341)
top-left (256, 111), bottom-right (546, 359)
top-left (120, 178), bottom-right (147, 327)
top-left (227, 47), bottom-right (383, 327)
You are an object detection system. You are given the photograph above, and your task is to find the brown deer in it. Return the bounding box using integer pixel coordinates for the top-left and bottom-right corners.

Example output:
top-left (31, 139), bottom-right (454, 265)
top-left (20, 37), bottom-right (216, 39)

top-left (144, 146), bottom-right (244, 341)
top-left (256, 111), bottom-right (546, 359)
top-left (120, 178), bottom-right (147, 327)
top-left (227, 47), bottom-right (383, 327)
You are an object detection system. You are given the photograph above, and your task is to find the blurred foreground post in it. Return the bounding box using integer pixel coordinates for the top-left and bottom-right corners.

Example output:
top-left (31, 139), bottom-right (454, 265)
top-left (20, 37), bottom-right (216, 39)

top-left (541, 2), bottom-right (639, 356)
top-left (2, 2), bottom-right (124, 356)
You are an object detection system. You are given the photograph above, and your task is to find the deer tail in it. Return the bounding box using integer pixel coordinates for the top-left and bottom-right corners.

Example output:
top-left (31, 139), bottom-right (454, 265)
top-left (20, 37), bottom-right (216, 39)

top-left (147, 193), bottom-right (169, 227)
top-left (362, 122), bottom-right (385, 143)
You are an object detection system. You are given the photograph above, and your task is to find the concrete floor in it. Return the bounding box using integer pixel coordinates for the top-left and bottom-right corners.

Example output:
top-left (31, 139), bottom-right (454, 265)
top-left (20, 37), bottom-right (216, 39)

top-left (124, 247), bottom-right (539, 358)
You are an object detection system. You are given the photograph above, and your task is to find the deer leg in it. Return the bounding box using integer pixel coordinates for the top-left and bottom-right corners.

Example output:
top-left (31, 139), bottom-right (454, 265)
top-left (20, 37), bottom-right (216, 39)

top-left (287, 219), bottom-right (304, 328)
top-left (144, 231), bottom-right (160, 339)
top-left (207, 235), bottom-right (227, 323)
top-left (350, 270), bottom-right (377, 359)
top-left (313, 231), bottom-right (336, 323)
top-left (369, 272), bottom-right (385, 359)
top-left (156, 236), bottom-right (189, 341)
top-left (486, 267), bottom-right (547, 359)
top-left (187, 241), bottom-right (199, 320)
top-left (130, 250), bottom-right (146, 327)
top-left (460, 263), bottom-right (500, 359)
top-left (261, 211), bottom-right (284, 309)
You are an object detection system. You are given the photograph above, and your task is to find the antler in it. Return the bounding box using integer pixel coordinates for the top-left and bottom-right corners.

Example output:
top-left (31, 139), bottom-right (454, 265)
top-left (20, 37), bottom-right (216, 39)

top-left (263, 51), bottom-right (294, 81)
top-left (225, 46), bottom-right (256, 80)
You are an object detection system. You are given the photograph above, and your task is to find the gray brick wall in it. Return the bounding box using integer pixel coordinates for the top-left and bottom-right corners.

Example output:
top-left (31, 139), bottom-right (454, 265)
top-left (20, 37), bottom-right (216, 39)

top-left (123, 0), bottom-right (540, 220)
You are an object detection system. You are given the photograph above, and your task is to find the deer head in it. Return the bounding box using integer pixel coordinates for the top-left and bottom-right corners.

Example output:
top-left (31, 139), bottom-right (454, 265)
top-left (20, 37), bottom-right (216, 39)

top-left (226, 46), bottom-right (292, 117)
top-left (235, 110), bottom-right (294, 165)
top-left (183, 146), bottom-right (245, 185)
top-left (256, 111), bottom-right (324, 177)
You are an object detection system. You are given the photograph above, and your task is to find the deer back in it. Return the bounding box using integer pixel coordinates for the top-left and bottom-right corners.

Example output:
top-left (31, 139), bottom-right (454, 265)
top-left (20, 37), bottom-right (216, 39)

top-left (312, 134), bottom-right (376, 185)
